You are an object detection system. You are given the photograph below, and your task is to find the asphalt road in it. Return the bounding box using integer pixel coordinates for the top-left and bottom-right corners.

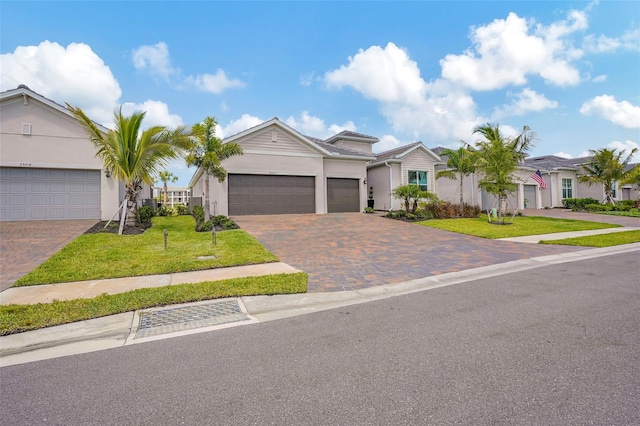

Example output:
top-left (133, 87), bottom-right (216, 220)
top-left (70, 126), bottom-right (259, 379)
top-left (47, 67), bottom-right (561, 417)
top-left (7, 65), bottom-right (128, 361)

top-left (1, 252), bottom-right (639, 425)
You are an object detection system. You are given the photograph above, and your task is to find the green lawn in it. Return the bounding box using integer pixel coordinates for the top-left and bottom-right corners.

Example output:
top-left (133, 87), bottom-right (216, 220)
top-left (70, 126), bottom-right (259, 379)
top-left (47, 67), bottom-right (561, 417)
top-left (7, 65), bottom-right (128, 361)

top-left (1, 273), bottom-right (308, 335)
top-left (14, 216), bottom-right (278, 286)
top-left (595, 210), bottom-right (640, 218)
top-left (540, 230), bottom-right (640, 247)
top-left (418, 215), bottom-right (619, 239)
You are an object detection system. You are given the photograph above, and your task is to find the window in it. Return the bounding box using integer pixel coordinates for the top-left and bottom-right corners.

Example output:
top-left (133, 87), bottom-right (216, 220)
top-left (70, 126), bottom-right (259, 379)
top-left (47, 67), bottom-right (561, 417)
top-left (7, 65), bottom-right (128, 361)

top-left (562, 178), bottom-right (573, 199)
top-left (408, 170), bottom-right (428, 190)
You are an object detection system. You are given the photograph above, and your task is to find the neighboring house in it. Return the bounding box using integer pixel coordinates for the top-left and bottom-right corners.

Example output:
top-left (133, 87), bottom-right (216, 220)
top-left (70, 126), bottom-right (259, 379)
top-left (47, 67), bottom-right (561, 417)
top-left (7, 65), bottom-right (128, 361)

top-left (433, 150), bottom-right (640, 210)
top-left (153, 186), bottom-right (191, 207)
top-left (188, 118), bottom-right (376, 216)
top-left (0, 85), bottom-right (125, 221)
top-left (367, 142), bottom-right (441, 211)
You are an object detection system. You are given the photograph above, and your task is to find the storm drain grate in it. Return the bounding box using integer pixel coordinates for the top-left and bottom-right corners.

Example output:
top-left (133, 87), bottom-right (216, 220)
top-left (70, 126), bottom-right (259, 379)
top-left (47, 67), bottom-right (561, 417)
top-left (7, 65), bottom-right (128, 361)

top-left (135, 299), bottom-right (250, 339)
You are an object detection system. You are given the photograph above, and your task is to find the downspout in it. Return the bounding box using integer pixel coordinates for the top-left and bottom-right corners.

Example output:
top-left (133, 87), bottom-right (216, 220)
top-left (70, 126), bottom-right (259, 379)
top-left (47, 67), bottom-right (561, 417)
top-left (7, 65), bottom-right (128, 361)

top-left (548, 172), bottom-right (553, 208)
top-left (385, 161), bottom-right (393, 210)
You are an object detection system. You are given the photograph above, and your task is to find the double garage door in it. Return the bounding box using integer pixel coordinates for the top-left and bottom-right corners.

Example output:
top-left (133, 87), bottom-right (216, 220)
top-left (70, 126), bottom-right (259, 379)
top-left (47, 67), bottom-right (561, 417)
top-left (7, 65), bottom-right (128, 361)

top-left (228, 174), bottom-right (360, 215)
top-left (0, 167), bottom-right (101, 221)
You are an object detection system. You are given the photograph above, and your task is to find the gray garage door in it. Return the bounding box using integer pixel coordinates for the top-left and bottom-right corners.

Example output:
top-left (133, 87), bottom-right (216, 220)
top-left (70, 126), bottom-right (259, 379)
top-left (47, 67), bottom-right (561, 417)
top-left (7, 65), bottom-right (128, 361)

top-left (327, 178), bottom-right (360, 213)
top-left (0, 167), bottom-right (101, 221)
top-left (228, 174), bottom-right (315, 215)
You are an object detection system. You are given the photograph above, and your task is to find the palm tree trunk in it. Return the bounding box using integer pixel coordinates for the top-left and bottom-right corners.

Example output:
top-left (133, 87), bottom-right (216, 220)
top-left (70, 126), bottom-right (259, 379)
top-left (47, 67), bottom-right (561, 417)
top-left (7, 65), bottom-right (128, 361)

top-left (204, 174), bottom-right (211, 221)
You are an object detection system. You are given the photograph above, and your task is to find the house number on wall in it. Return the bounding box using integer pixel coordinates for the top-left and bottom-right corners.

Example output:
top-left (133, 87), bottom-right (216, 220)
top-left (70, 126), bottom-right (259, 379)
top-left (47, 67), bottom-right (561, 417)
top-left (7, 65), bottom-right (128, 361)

top-left (19, 162), bottom-right (32, 167)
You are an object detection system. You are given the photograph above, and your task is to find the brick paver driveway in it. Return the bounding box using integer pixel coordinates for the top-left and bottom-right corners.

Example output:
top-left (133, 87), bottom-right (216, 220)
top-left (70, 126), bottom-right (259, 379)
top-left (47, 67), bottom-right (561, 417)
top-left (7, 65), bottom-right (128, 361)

top-left (0, 220), bottom-right (96, 291)
top-left (233, 213), bottom-right (587, 293)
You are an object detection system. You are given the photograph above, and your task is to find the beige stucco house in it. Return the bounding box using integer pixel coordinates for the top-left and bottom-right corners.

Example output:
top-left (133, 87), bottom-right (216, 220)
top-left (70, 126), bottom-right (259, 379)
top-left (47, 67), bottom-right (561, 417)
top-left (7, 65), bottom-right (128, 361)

top-left (188, 118), bottom-right (377, 216)
top-left (0, 85), bottom-right (142, 221)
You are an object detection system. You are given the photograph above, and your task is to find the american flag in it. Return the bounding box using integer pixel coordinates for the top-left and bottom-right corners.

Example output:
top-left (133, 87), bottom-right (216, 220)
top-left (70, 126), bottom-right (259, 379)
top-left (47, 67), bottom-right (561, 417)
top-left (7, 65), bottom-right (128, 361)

top-left (530, 169), bottom-right (547, 190)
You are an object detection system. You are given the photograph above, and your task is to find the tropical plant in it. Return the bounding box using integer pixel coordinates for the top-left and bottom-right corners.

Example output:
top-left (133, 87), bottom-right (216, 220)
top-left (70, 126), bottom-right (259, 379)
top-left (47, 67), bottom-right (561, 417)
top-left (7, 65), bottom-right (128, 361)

top-left (620, 163), bottom-right (640, 201)
top-left (186, 116), bottom-right (243, 221)
top-left (157, 170), bottom-right (178, 204)
top-left (578, 147), bottom-right (638, 204)
top-left (435, 145), bottom-right (477, 206)
top-left (472, 123), bottom-right (535, 223)
top-left (67, 105), bottom-right (193, 234)
top-left (391, 184), bottom-right (438, 213)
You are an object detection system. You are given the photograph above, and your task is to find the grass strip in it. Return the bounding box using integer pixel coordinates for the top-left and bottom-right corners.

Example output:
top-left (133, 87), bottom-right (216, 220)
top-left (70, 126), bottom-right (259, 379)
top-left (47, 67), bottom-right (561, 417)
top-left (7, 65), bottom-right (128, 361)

top-left (539, 230), bottom-right (640, 247)
top-left (1, 273), bottom-right (307, 336)
top-left (418, 215), bottom-right (619, 239)
top-left (15, 216), bottom-right (278, 286)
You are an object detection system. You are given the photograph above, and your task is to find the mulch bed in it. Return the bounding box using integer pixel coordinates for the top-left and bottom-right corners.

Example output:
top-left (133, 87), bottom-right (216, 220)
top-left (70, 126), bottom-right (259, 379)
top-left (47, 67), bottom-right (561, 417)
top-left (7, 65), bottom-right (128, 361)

top-left (84, 221), bottom-right (151, 235)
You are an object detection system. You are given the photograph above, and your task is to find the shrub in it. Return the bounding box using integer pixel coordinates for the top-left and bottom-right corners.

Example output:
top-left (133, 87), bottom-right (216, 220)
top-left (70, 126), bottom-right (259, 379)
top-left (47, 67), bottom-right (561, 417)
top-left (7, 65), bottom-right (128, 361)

top-left (156, 205), bottom-right (175, 216)
top-left (137, 206), bottom-right (155, 225)
top-left (562, 198), bottom-right (600, 210)
top-left (175, 204), bottom-right (190, 215)
top-left (191, 208), bottom-right (239, 232)
top-left (212, 215), bottom-right (239, 230)
top-left (363, 207), bottom-right (375, 214)
top-left (420, 201), bottom-right (480, 219)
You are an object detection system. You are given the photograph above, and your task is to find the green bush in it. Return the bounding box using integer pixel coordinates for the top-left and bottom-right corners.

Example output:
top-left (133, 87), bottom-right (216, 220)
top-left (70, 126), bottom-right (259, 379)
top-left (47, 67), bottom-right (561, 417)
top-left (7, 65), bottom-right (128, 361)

top-left (363, 207), bottom-right (375, 213)
top-left (420, 201), bottom-right (481, 219)
top-left (563, 198), bottom-right (600, 210)
top-left (157, 205), bottom-right (175, 216)
top-left (191, 208), bottom-right (238, 232)
top-left (175, 204), bottom-right (190, 215)
top-left (137, 206), bottom-right (155, 224)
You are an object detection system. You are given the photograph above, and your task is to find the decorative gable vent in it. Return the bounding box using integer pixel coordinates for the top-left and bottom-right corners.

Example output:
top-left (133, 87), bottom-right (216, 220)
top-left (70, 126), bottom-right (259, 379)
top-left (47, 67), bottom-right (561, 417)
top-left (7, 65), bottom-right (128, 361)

top-left (272, 131), bottom-right (278, 142)
top-left (22, 123), bottom-right (32, 135)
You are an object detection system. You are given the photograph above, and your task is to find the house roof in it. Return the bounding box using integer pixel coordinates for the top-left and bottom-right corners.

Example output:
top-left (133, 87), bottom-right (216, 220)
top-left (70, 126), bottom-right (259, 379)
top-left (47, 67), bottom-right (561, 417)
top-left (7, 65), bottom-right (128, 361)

top-left (522, 155), bottom-right (592, 171)
top-left (0, 84), bottom-right (110, 133)
top-left (324, 130), bottom-right (379, 145)
top-left (369, 142), bottom-right (441, 168)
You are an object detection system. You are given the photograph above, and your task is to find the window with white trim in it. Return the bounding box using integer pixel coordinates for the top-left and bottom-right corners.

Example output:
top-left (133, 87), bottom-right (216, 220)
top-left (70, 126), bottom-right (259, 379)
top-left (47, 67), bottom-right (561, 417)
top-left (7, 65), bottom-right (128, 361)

top-left (562, 178), bottom-right (573, 199)
top-left (408, 170), bottom-right (428, 190)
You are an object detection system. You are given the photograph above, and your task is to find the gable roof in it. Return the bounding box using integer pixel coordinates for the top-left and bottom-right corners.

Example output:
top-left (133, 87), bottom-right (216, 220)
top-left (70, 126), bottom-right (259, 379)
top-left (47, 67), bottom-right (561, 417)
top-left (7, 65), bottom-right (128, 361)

top-left (369, 142), bottom-right (441, 168)
top-left (522, 155), bottom-right (593, 171)
top-left (0, 84), bottom-right (110, 133)
top-left (324, 130), bottom-right (379, 145)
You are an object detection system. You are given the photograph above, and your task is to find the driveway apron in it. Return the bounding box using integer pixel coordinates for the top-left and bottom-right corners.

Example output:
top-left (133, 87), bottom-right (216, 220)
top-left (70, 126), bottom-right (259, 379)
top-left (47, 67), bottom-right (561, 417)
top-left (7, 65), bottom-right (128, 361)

top-left (233, 213), bottom-right (587, 293)
top-left (0, 220), bottom-right (96, 291)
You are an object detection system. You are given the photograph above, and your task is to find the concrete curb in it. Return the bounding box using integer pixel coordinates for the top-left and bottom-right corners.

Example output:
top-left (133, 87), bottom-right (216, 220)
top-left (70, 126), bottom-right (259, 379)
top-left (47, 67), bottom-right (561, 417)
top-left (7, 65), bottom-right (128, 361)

top-left (2, 243), bottom-right (639, 366)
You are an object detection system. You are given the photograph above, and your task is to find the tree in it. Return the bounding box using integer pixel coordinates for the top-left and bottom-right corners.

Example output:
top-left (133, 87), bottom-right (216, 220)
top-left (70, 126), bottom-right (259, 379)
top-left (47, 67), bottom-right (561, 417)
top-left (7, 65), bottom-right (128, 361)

top-left (392, 184), bottom-right (437, 213)
top-left (620, 164), bottom-right (640, 201)
top-left (473, 123), bottom-right (535, 223)
top-left (435, 145), bottom-right (476, 206)
top-left (578, 147), bottom-right (638, 204)
top-left (186, 116), bottom-right (243, 220)
top-left (157, 170), bottom-right (178, 205)
top-left (67, 105), bottom-right (192, 234)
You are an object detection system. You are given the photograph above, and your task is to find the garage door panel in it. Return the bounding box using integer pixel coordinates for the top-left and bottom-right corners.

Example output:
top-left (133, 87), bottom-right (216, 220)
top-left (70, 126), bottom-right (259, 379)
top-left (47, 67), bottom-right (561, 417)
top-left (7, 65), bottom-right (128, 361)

top-left (228, 174), bottom-right (315, 215)
top-left (327, 178), bottom-right (360, 213)
top-left (0, 167), bottom-right (101, 221)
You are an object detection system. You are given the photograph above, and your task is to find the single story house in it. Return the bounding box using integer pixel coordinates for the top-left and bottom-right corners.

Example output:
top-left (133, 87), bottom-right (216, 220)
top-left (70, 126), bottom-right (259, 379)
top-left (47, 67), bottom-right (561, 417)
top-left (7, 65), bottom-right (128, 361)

top-left (0, 85), bottom-right (147, 221)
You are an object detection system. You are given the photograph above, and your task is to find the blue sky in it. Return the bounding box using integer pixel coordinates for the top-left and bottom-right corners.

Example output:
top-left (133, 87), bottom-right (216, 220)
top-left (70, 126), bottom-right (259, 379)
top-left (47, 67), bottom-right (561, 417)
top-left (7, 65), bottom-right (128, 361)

top-left (2, 1), bottom-right (639, 186)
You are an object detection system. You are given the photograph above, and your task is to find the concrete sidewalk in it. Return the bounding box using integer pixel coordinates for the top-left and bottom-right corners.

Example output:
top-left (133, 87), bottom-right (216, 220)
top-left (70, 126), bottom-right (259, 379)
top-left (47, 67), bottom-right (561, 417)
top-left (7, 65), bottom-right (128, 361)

top-left (0, 262), bottom-right (300, 305)
top-left (498, 227), bottom-right (640, 243)
top-left (2, 242), bottom-right (639, 367)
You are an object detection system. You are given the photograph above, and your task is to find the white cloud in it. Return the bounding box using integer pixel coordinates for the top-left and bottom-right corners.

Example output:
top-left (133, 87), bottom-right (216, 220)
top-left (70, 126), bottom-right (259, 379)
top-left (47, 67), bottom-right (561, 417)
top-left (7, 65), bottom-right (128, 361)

top-left (0, 41), bottom-right (121, 125)
top-left (493, 88), bottom-right (558, 118)
top-left (186, 69), bottom-right (245, 94)
top-left (120, 100), bottom-right (184, 129)
top-left (285, 111), bottom-right (357, 138)
top-left (132, 42), bottom-right (245, 94)
top-left (580, 95), bottom-right (640, 129)
top-left (324, 42), bottom-right (427, 105)
top-left (131, 42), bottom-right (176, 79)
top-left (553, 151), bottom-right (573, 159)
top-left (440, 10), bottom-right (586, 90)
top-left (220, 101), bottom-right (229, 112)
top-left (299, 72), bottom-right (315, 87)
top-left (220, 114), bottom-right (263, 139)
top-left (606, 140), bottom-right (639, 161)
top-left (583, 28), bottom-right (640, 53)
top-left (592, 74), bottom-right (607, 83)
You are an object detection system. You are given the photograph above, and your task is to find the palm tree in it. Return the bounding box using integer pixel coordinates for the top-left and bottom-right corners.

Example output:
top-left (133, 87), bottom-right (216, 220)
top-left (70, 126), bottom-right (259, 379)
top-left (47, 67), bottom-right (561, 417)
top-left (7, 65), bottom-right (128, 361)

top-left (186, 116), bottom-right (243, 220)
top-left (620, 164), bottom-right (640, 201)
top-left (67, 105), bottom-right (192, 234)
top-left (578, 147), bottom-right (638, 204)
top-left (473, 123), bottom-right (535, 223)
top-left (435, 145), bottom-right (476, 206)
top-left (392, 184), bottom-right (437, 213)
top-left (157, 170), bottom-right (178, 205)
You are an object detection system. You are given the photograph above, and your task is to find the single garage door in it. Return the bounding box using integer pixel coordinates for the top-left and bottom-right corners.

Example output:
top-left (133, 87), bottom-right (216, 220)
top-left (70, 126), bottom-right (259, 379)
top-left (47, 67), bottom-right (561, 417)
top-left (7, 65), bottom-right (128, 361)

top-left (228, 174), bottom-right (315, 215)
top-left (0, 167), bottom-right (101, 221)
top-left (327, 178), bottom-right (360, 213)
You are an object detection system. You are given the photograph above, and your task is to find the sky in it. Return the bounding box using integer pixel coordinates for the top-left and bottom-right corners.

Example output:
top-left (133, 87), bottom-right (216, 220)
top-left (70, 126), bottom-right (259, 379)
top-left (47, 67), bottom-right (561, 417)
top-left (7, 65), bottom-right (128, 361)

top-left (2, 0), bottom-right (639, 187)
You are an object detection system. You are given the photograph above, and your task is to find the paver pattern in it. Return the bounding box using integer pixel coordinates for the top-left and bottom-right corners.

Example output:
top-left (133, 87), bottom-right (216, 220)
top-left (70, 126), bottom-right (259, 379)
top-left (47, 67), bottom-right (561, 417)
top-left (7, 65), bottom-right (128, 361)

top-left (0, 220), bottom-right (96, 291)
top-left (233, 213), bottom-right (597, 293)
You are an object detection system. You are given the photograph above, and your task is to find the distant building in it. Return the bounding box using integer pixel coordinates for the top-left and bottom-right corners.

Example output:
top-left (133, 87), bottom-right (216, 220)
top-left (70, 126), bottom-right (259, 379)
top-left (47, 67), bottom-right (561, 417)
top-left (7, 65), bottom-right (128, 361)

top-left (153, 186), bottom-right (191, 207)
